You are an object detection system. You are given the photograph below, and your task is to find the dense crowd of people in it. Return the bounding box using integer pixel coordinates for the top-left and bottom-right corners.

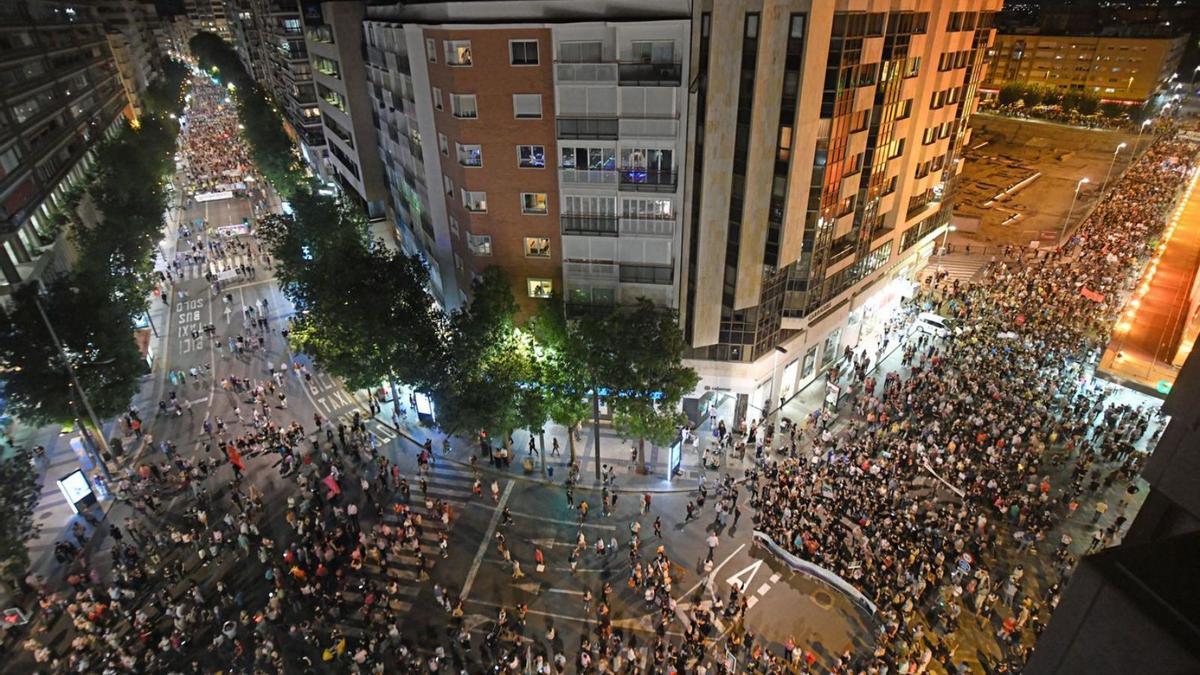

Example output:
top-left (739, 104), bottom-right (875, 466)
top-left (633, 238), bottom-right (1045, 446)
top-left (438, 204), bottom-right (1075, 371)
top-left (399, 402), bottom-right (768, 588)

top-left (10, 64), bottom-right (1198, 674)
top-left (750, 126), bottom-right (1194, 671)
top-left (178, 77), bottom-right (250, 195)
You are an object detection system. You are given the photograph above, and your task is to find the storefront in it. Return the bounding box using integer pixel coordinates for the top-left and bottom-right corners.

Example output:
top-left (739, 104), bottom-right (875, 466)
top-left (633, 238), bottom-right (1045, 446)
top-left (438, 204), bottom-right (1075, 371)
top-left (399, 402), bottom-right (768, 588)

top-left (843, 276), bottom-right (916, 358)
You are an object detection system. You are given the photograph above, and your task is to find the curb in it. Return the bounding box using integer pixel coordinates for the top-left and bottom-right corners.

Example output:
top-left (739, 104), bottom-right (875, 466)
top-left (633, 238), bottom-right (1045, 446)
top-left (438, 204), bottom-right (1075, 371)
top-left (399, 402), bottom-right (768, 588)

top-left (370, 415), bottom-right (706, 495)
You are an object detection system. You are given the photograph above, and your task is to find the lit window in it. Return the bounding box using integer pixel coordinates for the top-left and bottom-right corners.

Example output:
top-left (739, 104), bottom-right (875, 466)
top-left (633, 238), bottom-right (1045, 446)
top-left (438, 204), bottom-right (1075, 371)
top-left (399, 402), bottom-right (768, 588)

top-left (510, 40), bottom-right (539, 66)
top-left (457, 143), bottom-right (482, 167)
top-left (467, 232), bottom-right (492, 256)
top-left (445, 40), bottom-right (472, 66)
top-left (425, 38), bottom-right (436, 63)
top-left (517, 145), bottom-right (545, 168)
top-left (524, 237), bottom-right (550, 258)
top-left (527, 278), bottom-right (552, 298)
top-left (438, 133), bottom-right (448, 155)
top-left (521, 192), bottom-right (548, 214)
top-left (462, 190), bottom-right (488, 212)
top-left (432, 87), bottom-right (443, 110)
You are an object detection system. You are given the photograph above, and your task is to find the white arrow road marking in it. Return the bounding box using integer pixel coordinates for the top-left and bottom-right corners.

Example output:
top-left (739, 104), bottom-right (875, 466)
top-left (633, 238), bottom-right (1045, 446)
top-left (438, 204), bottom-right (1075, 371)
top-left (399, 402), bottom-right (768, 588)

top-left (725, 560), bottom-right (765, 594)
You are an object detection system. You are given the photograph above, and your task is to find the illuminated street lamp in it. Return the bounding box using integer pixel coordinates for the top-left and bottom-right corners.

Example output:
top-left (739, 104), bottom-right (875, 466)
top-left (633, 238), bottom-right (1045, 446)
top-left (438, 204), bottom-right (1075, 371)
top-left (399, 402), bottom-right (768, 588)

top-left (1061, 178), bottom-right (1090, 246)
top-left (1101, 142), bottom-right (1127, 197)
top-left (1136, 118), bottom-right (1153, 153)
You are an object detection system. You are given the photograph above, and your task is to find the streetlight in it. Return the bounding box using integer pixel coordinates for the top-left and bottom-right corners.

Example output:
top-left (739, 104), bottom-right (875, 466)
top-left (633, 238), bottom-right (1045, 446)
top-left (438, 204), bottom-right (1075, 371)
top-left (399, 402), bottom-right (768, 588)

top-left (1192, 65), bottom-right (1200, 88)
top-left (1060, 178), bottom-right (1090, 246)
top-left (1101, 142), bottom-right (1127, 197)
top-left (1136, 118), bottom-right (1153, 153)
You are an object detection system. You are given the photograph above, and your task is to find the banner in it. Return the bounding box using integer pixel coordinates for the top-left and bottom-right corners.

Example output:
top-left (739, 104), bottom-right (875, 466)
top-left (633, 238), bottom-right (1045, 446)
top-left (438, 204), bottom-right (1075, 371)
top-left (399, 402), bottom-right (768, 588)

top-left (752, 531), bottom-right (878, 614)
top-left (195, 191), bottom-right (235, 203)
top-left (1080, 287), bottom-right (1105, 303)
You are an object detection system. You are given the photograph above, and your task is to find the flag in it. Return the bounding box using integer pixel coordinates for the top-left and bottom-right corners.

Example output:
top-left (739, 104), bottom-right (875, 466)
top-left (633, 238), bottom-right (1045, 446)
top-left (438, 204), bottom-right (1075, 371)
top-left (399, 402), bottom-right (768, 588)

top-left (1080, 288), bottom-right (1104, 303)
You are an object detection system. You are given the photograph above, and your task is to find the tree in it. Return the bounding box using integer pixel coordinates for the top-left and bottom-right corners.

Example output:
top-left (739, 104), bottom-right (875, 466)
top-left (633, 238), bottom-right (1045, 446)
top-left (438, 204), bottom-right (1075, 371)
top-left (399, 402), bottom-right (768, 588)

top-left (0, 275), bottom-right (146, 425)
top-left (1075, 91), bottom-right (1100, 116)
top-left (1022, 83), bottom-right (1046, 107)
top-left (586, 300), bottom-right (699, 475)
top-left (144, 59), bottom-right (188, 116)
top-left (998, 82), bottom-right (1024, 106)
top-left (611, 400), bottom-right (688, 476)
top-left (259, 190), bottom-right (447, 395)
top-left (528, 299), bottom-right (590, 464)
top-left (432, 268), bottom-right (528, 444)
top-left (0, 447), bottom-right (39, 589)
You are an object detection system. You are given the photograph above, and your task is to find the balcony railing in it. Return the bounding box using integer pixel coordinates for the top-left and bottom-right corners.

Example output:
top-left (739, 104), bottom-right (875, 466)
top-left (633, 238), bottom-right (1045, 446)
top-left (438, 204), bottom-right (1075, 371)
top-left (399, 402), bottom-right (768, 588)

top-left (619, 170), bottom-right (677, 192)
top-left (558, 167), bottom-right (618, 186)
top-left (620, 217), bottom-right (675, 238)
top-left (619, 264), bottom-right (674, 285)
top-left (619, 117), bottom-right (679, 138)
top-left (555, 62), bottom-right (618, 83)
top-left (561, 214), bottom-right (618, 237)
top-left (564, 261), bottom-right (619, 280)
top-left (556, 117), bottom-right (618, 140)
top-left (618, 62), bottom-right (682, 86)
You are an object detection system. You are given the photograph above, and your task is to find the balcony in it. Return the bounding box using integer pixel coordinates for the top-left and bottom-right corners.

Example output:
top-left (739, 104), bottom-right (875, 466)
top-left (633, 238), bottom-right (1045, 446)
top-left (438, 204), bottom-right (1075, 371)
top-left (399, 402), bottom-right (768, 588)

top-left (619, 264), bottom-right (674, 285)
top-left (619, 117), bottom-right (679, 139)
top-left (555, 62), bottom-right (618, 83)
top-left (619, 170), bottom-right (677, 192)
top-left (620, 217), bottom-right (675, 238)
top-left (558, 167), bottom-right (618, 187)
top-left (618, 62), bottom-right (682, 87)
top-left (561, 214), bottom-right (618, 237)
top-left (564, 261), bottom-right (619, 281)
top-left (556, 117), bottom-right (618, 140)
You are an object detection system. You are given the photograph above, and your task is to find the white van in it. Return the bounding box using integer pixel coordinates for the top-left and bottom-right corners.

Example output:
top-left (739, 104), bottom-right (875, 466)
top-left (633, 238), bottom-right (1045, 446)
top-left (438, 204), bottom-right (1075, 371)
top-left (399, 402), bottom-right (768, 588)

top-left (913, 312), bottom-right (952, 338)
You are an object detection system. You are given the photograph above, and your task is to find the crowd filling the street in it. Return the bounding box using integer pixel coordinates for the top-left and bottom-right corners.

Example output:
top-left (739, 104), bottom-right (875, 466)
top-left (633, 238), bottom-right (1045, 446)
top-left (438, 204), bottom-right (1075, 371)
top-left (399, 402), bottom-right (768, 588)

top-left (8, 61), bottom-right (1199, 675)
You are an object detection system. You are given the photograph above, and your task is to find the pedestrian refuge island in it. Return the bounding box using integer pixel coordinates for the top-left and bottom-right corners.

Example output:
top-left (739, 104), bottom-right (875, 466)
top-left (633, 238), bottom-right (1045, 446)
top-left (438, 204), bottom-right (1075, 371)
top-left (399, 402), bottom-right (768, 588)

top-left (751, 530), bottom-right (878, 615)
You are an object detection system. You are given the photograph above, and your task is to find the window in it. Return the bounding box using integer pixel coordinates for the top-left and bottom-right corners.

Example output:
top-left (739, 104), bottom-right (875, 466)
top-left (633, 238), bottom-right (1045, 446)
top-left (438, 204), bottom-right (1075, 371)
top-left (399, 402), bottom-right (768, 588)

top-left (432, 87), bottom-right (443, 110)
top-left (513, 94), bottom-right (542, 119)
top-left (630, 40), bottom-right (674, 63)
top-left (524, 237), bottom-right (550, 257)
top-left (450, 94), bottom-right (477, 119)
top-left (517, 145), bottom-right (545, 168)
top-left (462, 190), bottom-right (487, 212)
top-left (895, 98), bottom-right (913, 120)
top-left (560, 146), bottom-right (616, 170)
top-left (0, 147), bottom-right (18, 179)
top-left (457, 143), bottom-right (482, 167)
top-left (438, 133), bottom-right (449, 155)
top-left (521, 192), bottom-right (548, 214)
top-left (449, 216), bottom-right (459, 238)
top-left (467, 233), bottom-right (492, 256)
top-left (621, 198), bottom-right (673, 219)
top-left (510, 40), bottom-right (539, 65)
top-left (425, 38), bottom-right (436, 62)
top-left (559, 41), bottom-right (602, 63)
top-left (443, 175), bottom-right (454, 196)
top-left (851, 109), bottom-right (869, 132)
top-left (445, 40), bottom-right (472, 66)
top-left (527, 278), bottom-right (553, 298)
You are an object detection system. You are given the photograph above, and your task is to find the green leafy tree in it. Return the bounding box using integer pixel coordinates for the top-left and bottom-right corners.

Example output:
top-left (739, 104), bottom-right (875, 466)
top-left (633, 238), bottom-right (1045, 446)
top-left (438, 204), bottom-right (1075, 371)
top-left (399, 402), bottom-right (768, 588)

top-left (997, 82), bottom-right (1025, 106)
top-left (0, 446), bottom-right (39, 588)
top-left (1022, 83), bottom-right (1046, 107)
top-left (0, 275), bottom-right (146, 425)
top-left (611, 401), bottom-right (687, 476)
top-left (528, 299), bottom-right (590, 463)
top-left (432, 268), bottom-right (527, 443)
top-left (1075, 91), bottom-right (1100, 115)
top-left (259, 190), bottom-right (447, 394)
top-left (586, 300), bottom-right (699, 474)
top-left (144, 59), bottom-right (188, 116)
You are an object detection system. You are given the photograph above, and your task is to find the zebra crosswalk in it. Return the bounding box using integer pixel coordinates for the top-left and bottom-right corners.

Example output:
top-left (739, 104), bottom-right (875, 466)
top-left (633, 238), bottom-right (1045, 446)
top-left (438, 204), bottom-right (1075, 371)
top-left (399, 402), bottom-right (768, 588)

top-left (160, 254), bottom-right (262, 283)
top-left (340, 461), bottom-right (479, 620)
top-left (921, 253), bottom-right (989, 285)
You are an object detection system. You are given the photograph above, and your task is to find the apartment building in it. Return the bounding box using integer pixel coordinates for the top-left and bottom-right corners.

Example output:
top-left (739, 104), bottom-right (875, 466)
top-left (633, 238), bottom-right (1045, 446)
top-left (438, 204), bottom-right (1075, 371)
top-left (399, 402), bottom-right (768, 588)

top-left (680, 0), bottom-right (999, 422)
top-left (304, 1), bottom-right (386, 219)
top-left (227, 0), bottom-right (326, 172)
top-left (184, 0), bottom-right (230, 41)
top-left (98, 0), bottom-right (163, 121)
top-left (363, 0), bottom-right (691, 316)
top-left (0, 0), bottom-right (128, 296)
top-left (982, 33), bottom-right (1188, 104)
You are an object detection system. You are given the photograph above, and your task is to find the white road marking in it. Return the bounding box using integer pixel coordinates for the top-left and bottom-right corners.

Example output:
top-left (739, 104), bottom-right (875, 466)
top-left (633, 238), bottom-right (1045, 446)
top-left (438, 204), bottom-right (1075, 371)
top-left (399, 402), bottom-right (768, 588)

top-left (547, 588), bottom-right (584, 595)
top-left (725, 560), bottom-right (764, 594)
top-left (769, 573), bottom-right (782, 583)
top-left (467, 502), bottom-right (617, 530)
top-left (756, 583), bottom-right (771, 596)
top-left (747, 595), bottom-right (759, 609)
top-left (460, 480), bottom-right (513, 600)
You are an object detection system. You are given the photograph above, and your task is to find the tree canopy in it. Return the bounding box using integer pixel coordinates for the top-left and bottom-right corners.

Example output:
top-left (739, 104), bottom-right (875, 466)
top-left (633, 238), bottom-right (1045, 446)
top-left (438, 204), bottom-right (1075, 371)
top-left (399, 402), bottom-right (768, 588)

top-left (0, 446), bottom-right (39, 583)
